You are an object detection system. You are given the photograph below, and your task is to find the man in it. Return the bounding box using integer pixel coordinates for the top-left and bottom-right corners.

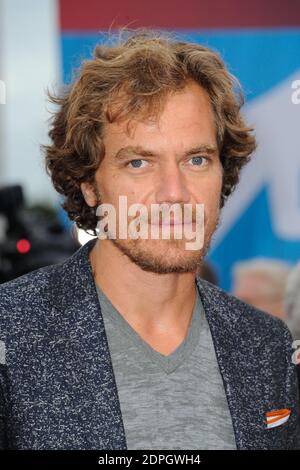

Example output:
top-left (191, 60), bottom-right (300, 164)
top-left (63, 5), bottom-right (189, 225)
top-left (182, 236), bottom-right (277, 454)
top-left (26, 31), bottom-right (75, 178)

top-left (0, 29), bottom-right (299, 450)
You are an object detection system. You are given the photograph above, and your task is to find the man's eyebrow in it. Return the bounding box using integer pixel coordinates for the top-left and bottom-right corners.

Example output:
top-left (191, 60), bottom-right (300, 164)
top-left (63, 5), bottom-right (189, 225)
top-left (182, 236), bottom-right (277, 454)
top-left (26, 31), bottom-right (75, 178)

top-left (113, 144), bottom-right (219, 160)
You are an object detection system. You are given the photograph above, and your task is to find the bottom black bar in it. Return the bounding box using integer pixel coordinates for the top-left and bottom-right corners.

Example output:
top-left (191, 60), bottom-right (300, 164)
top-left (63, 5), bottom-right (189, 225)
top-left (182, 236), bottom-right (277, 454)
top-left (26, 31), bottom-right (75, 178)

top-left (1, 450), bottom-right (299, 466)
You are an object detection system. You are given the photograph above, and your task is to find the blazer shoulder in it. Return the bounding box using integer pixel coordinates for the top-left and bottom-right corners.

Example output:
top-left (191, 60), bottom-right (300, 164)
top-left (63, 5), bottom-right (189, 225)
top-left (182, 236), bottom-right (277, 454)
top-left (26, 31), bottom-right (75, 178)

top-left (0, 241), bottom-right (92, 339)
top-left (0, 262), bottom-right (58, 300)
top-left (0, 262), bottom-right (61, 336)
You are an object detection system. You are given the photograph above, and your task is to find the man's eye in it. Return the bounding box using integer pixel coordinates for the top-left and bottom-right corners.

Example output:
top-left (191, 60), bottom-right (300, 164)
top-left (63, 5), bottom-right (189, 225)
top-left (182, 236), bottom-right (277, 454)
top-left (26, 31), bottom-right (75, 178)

top-left (188, 156), bottom-right (208, 166)
top-left (127, 159), bottom-right (148, 169)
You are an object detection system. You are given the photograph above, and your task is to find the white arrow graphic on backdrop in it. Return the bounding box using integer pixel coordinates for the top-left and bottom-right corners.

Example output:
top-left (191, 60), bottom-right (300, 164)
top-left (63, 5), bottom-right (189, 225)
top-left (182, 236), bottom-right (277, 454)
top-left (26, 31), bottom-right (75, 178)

top-left (212, 69), bottom-right (300, 249)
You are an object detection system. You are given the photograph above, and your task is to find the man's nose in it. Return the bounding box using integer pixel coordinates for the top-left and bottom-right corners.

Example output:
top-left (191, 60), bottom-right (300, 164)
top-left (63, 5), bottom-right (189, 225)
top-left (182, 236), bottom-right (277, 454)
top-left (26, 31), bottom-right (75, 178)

top-left (155, 162), bottom-right (190, 204)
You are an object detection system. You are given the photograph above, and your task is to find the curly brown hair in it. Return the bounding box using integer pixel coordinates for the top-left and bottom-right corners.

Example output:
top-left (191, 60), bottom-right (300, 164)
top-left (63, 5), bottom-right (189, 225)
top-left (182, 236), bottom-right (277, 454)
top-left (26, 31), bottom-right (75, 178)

top-left (43, 28), bottom-right (257, 236)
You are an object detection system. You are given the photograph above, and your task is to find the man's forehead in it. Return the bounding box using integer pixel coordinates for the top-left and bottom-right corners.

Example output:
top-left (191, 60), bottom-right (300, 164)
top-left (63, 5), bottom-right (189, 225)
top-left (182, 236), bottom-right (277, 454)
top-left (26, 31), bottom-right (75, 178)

top-left (103, 114), bottom-right (218, 154)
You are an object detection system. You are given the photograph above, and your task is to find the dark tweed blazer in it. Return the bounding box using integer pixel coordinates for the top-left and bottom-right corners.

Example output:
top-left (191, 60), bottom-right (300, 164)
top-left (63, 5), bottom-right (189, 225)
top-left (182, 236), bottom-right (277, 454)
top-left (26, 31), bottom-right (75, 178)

top-left (0, 238), bottom-right (299, 450)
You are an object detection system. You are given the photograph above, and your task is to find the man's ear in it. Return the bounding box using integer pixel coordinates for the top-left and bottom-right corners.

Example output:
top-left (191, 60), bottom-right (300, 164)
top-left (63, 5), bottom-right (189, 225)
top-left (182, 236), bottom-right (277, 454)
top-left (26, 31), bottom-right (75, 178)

top-left (80, 182), bottom-right (98, 207)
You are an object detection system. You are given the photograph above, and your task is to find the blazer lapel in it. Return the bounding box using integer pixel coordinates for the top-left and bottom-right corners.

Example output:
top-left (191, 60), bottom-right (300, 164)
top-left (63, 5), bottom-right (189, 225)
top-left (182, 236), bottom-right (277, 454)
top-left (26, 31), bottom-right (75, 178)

top-left (48, 238), bottom-right (127, 449)
top-left (196, 276), bottom-right (275, 450)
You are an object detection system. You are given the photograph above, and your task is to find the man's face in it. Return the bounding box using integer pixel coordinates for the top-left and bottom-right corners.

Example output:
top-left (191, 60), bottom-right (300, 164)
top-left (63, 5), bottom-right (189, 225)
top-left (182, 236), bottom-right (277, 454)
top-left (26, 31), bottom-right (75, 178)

top-left (85, 80), bottom-right (223, 274)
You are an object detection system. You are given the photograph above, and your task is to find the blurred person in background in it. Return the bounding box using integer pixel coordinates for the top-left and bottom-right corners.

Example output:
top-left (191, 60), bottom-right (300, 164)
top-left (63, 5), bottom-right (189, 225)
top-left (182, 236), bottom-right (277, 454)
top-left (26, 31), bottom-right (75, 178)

top-left (284, 262), bottom-right (300, 408)
top-left (232, 258), bottom-right (291, 320)
top-left (284, 261), bottom-right (300, 341)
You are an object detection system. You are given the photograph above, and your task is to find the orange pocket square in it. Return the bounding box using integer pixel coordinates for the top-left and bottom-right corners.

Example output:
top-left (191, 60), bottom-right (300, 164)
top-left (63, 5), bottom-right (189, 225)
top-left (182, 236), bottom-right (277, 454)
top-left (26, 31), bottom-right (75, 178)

top-left (265, 408), bottom-right (291, 429)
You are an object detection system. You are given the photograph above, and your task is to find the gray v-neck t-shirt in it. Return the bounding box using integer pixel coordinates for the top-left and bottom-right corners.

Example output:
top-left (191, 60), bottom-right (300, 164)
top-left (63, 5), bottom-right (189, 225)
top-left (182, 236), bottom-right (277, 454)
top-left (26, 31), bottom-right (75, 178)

top-left (96, 282), bottom-right (236, 450)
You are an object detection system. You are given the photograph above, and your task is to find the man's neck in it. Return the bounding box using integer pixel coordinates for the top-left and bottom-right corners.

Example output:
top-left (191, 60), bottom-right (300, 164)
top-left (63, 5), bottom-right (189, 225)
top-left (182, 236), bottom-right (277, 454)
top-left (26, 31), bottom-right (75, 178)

top-left (89, 239), bottom-right (197, 335)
